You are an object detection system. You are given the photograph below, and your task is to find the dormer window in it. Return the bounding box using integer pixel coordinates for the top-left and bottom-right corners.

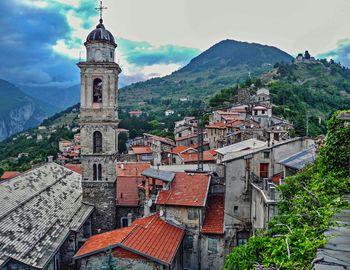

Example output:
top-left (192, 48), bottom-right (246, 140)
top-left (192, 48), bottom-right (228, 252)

top-left (93, 78), bottom-right (103, 103)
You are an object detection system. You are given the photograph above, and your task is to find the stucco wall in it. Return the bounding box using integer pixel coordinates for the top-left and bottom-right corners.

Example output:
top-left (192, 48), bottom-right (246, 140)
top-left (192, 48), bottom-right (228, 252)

top-left (200, 235), bottom-right (225, 270)
top-left (78, 253), bottom-right (163, 270)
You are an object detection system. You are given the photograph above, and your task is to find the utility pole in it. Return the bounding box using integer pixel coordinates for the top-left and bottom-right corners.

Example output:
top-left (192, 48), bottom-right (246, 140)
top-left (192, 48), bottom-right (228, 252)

top-left (197, 111), bottom-right (204, 172)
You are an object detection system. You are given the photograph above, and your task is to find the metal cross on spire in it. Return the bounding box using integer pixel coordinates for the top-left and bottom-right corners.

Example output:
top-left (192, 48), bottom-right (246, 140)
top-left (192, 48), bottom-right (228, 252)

top-left (95, 0), bottom-right (107, 23)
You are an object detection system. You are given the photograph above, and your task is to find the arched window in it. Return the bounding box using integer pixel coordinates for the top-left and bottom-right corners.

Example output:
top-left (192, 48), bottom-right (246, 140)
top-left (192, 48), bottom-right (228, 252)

top-left (93, 164), bottom-right (97, 180)
top-left (93, 78), bottom-right (103, 103)
top-left (98, 164), bottom-right (102, 180)
top-left (93, 164), bottom-right (102, 181)
top-left (93, 131), bottom-right (102, 153)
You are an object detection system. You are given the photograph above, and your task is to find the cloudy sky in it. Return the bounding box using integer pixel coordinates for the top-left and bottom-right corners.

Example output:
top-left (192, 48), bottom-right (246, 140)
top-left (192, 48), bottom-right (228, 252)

top-left (1, 0), bottom-right (349, 88)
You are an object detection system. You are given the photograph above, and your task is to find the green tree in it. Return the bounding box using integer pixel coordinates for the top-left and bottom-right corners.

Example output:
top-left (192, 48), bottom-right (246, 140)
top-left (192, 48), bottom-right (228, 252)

top-left (101, 251), bottom-right (122, 270)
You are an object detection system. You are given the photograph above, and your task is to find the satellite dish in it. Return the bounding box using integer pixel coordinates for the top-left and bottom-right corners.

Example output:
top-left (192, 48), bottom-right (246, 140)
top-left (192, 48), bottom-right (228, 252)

top-left (147, 199), bottom-right (153, 207)
top-left (160, 210), bottom-right (164, 217)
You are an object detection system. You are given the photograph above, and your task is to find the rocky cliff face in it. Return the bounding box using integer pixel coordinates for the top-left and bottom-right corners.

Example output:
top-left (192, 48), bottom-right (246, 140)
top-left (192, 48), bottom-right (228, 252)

top-left (0, 102), bottom-right (38, 141)
top-left (0, 79), bottom-right (52, 141)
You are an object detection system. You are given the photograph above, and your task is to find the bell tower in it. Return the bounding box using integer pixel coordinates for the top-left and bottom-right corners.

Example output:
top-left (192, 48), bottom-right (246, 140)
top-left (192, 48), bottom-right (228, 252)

top-left (78, 2), bottom-right (121, 234)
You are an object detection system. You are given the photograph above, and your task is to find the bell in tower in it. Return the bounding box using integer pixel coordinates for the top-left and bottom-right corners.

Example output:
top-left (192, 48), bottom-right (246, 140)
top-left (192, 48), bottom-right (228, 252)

top-left (78, 1), bottom-right (121, 234)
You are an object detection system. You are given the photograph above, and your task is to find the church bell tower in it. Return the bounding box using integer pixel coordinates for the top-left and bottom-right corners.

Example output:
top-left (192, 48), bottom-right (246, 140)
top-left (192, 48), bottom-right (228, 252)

top-left (78, 2), bottom-right (121, 234)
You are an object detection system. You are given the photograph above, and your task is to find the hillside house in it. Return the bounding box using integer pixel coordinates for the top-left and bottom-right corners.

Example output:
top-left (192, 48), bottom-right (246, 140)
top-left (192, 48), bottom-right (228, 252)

top-left (219, 137), bottom-right (314, 250)
top-left (74, 214), bottom-right (185, 270)
top-left (174, 117), bottom-right (198, 140)
top-left (156, 172), bottom-right (211, 270)
top-left (130, 146), bottom-right (153, 162)
top-left (143, 133), bottom-right (175, 165)
top-left (175, 133), bottom-right (199, 147)
top-left (128, 110), bottom-right (143, 117)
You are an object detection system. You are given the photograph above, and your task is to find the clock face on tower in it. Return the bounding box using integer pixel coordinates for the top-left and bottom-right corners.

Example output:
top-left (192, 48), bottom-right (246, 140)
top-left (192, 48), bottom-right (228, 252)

top-left (95, 49), bottom-right (102, 61)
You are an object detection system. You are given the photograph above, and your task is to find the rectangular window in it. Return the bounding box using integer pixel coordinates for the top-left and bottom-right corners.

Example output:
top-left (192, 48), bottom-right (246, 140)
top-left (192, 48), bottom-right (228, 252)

top-left (237, 231), bottom-right (250, 246)
top-left (184, 235), bottom-right (193, 250)
top-left (208, 238), bottom-right (217, 253)
top-left (263, 152), bottom-right (270, 159)
top-left (188, 208), bottom-right (198, 220)
top-left (121, 217), bottom-right (129, 228)
top-left (234, 206), bottom-right (238, 214)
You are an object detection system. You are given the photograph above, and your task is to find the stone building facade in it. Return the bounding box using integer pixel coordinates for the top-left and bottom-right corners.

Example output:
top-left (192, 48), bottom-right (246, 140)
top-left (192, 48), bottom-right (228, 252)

top-left (79, 18), bottom-right (121, 234)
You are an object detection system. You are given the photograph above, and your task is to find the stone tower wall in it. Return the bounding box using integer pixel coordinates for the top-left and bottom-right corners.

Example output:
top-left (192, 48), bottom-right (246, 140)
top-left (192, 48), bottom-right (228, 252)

top-left (78, 45), bottom-right (121, 234)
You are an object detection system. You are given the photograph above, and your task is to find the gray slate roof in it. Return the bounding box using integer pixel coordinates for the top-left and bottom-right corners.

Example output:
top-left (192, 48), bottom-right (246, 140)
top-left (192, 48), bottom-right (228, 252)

top-left (313, 195), bottom-right (350, 269)
top-left (0, 163), bottom-right (93, 269)
top-left (142, 168), bottom-right (175, 182)
top-left (278, 146), bottom-right (316, 170)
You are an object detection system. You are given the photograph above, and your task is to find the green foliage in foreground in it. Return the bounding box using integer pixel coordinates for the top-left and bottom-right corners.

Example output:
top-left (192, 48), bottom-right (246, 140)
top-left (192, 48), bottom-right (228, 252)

top-left (224, 110), bottom-right (350, 270)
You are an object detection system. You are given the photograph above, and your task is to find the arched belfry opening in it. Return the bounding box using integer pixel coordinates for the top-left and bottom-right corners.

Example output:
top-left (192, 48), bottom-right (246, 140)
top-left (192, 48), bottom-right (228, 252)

top-left (93, 131), bottom-right (102, 153)
top-left (93, 78), bottom-right (103, 103)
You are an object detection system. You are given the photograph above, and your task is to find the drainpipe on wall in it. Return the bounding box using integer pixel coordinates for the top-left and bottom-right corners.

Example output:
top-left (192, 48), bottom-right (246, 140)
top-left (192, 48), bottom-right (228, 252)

top-left (198, 208), bottom-right (202, 270)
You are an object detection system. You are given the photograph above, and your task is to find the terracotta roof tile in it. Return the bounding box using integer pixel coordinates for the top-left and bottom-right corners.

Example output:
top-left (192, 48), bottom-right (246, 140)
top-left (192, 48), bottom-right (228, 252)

top-left (0, 171), bottom-right (20, 180)
top-left (75, 214), bottom-right (184, 265)
top-left (131, 146), bottom-right (152, 155)
top-left (171, 146), bottom-right (194, 154)
top-left (201, 195), bottom-right (225, 234)
top-left (179, 151), bottom-right (216, 163)
top-left (156, 172), bottom-right (210, 207)
top-left (116, 162), bottom-right (150, 177)
top-left (74, 226), bottom-right (134, 258)
top-left (64, 164), bottom-right (82, 174)
top-left (122, 215), bottom-right (184, 264)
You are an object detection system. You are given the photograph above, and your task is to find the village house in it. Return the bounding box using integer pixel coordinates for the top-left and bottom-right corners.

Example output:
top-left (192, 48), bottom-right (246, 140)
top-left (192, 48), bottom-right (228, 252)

top-left (209, 110), bottom-right (241, 124)
top-left (156, 172), bottom-right (211, 270)
top-left (165, 109), bottom-right (175, 116)
top-left (278, 145), bottom-right (316, 177)
top-left (175, 133), bottom-right (199, 147)
top-left (74, 213), bottom-right (185, 270)
top-left (143, 133), bottom-right (175, 165)
top-left (174, 117), bottom-right (198, 140)
top-left (128, 110), bottom-right (144, 117)
top-left (252, 87), bottom-right (271, 107)
top-left (130, 145), bottom-right (154, 162)
top-left (218, 137), bottom-right (314, 251)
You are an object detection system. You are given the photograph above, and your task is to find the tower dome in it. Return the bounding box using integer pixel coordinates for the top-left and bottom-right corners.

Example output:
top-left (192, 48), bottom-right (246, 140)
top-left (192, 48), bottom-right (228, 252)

top-left (86, 19), bottom-right (116, 46)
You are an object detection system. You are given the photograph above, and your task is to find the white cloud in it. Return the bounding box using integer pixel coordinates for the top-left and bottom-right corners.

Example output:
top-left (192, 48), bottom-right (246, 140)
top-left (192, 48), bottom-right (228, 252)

top-left (52, 39), bottom-right (82, 59)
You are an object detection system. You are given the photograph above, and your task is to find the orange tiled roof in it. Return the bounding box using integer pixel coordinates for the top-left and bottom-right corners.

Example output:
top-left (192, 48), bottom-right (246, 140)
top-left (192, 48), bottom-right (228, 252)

top-left (64, 164), bottom-right (82, 174)
top-left (75, 214), bottom-right (184, 265)
top-left (74, 226), bottom-right (134, 258)
top-left (201, 195), bottom-right (225, 234)
top-left (171, 146), bottom-right (196, 154)
top-left (206, 122), bottom-right (227, 129)
top-left (0, 171), bottom-right (20, 180)
top-left (131, 146), bottom-right (152, 155)
top-left (144, 133), bottom-right (175, 146)
top-left (179, 151), bottom-right (216, 163)
top-left (156, 172), bottom-right (210, 207)
top-left (116, 162), bottom-right (151, 177)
